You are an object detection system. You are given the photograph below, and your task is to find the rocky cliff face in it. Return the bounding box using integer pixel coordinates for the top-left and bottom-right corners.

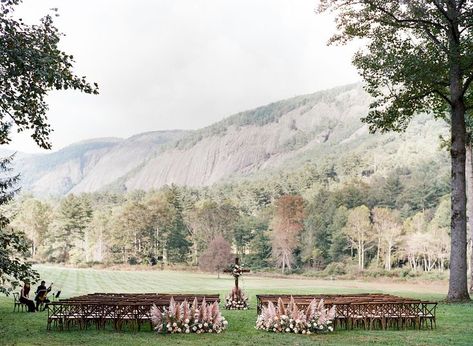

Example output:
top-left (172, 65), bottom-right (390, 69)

top-left (13, 132), bottom-right (186, 196)
top-left (8, 83), bottom-right (448, 196)
top-left (125, 84), bottom-right (370, 190)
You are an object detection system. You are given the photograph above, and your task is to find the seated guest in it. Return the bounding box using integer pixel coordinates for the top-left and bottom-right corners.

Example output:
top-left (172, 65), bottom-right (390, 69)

top-left (20, 283), bottom-right (36, 312)
top-left (35, 280), bottom-right (52, 311)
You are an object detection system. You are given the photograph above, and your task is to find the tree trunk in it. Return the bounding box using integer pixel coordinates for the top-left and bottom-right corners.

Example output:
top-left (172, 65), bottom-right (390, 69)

top-left (376, 236), bottom-right (381, 268)
top-left (385, 244), bottom-right (392, 271)
top-left (467, 144), bottom-right (473, 293)
top-left (163, 244), bottom-right (168, 265)
top-left (192, 242), bottom-right (198, 266)
top-left (84, 236), bottom-right (89, 263)
top-left (358, 240), bottom-right (362, 270)
top-left (447, 58), bottom-right (470, 301)
top-left (361, 243), bottom-right (365, 270)
top-left (436, 5), bottom-right (471, 301)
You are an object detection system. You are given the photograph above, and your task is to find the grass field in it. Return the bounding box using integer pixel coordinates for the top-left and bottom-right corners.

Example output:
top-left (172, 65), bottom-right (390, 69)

top-left (0, 265), bottom-right (472, 346)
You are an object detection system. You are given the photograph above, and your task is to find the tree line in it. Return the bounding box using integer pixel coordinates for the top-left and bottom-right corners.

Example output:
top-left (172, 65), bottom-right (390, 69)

top-left (8, 160), bottom-right (454, 277)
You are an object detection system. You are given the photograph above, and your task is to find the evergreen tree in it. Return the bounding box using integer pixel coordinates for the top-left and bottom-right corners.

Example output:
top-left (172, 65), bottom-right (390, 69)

top-left (164, 185), bottom-right (190, 263)
top-left (303, 190), bottom-right (336, 268)
top-left (328, 206), bottom-right (349, 262)
top-left (54, 195), bottom-right (92, 263)
top-left (247, 229), bottom-right (272, 269)
top-left (0, 155), bottom-right (38, 294)
top-left (381, 174), bottom-right (403, 209)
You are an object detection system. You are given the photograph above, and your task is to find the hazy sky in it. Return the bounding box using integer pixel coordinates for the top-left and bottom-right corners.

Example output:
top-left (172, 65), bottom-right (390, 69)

top-left (9, 0), bottom-right (359, 153)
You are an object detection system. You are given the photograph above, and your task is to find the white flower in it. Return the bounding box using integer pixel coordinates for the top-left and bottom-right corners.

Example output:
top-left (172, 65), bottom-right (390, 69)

top-left (198, 324), bottom-right (203, 328)
top-left (302, 330), bottom-right (306, 334)
top-left (223, 320), bottom-right (228, 325)
top-left (185, 319), bottom-right (190, 324)
top-left (285, 328), bottom-right (290, 332)
top-left (204, 322), bottom-right (208, 327)
top-left (192, 326), bottom-right (197, 331)
top-left (328, 326), bottom-right (333, 332)
top-left (185, 329), bottom-right (190, 334)
top-left (307, 331), bottom-right (311, 335)
top-left (173, 322), bottom-right (177, 327)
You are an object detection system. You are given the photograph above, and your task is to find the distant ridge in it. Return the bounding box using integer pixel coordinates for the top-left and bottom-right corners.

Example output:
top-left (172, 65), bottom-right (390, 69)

top-left (6, 83), bottom-right (448, 196)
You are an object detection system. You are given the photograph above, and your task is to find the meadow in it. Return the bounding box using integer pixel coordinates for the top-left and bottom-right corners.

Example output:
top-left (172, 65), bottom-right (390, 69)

top-left (0, 265), bottom-right (472, 346)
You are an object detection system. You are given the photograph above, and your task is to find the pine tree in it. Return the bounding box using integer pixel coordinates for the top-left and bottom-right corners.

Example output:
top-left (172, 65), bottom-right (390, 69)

top-left (164, 185), bottom-right (191, 263)
top-left (0, 155), bottom-right (38, 294)
top-left (54, 195), bottom-right (92, 263)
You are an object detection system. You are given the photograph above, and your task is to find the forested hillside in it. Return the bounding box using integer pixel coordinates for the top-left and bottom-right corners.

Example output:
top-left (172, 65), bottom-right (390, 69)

top-left (10, 83), bottom-right (448, 197)
top-left (8, 83), bottom-right (451, 276)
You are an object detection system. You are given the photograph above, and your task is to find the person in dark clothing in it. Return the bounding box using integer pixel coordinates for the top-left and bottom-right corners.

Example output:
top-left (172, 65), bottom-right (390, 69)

top-left (35, 280), bottom-right (52, 311)
top-left (20, 283), bottom-right (36, 312)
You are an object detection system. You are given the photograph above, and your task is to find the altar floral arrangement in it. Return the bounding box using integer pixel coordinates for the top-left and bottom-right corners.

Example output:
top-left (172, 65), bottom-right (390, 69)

top-left (225, 287), bottom-right (249, 310)
top-left (255, 297), bottom-right (336, 334)
top-left (150, 297), bottom-right (228, 334)
top-left (224, 262), bottom-right (249, 310)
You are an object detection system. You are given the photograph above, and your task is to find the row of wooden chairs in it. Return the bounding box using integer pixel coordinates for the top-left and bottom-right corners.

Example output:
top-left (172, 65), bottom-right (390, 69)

top-left (256, 293), bottom-right (437, 330)
top-left (47, 293), bottom-right (220, 331)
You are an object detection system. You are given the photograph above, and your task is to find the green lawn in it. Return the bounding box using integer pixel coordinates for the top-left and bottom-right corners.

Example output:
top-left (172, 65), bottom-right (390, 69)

top-left (0, 265), bottom-right (472, 346)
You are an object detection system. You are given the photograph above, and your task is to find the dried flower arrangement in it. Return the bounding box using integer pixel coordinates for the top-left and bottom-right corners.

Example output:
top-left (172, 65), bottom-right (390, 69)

top-left (150, 297), bottom-right (228, 334)
top-left (255, 297), bottom-right (336, 334)
top-left (225, 287), bottom-right (249, 310)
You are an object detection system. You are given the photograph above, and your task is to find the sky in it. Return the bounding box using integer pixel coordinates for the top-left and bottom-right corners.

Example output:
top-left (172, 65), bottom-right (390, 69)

top-left (9, 0), bottom-right (359, 153)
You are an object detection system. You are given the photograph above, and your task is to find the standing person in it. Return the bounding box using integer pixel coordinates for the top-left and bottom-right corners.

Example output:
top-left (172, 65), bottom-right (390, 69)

top-left (19, 283), bottom-right (36, 312)
top-left (34, 280), bottom-right (52, 311)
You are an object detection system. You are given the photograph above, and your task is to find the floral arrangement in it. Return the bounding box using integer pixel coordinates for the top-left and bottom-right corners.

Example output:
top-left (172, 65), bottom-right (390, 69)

top-left (150, 297), bottom-right (228, 334)
top-left (255, 296), bottom-right (336, 334)
top-left (231, 263), bottom-right (244, 277)
top-left (225, 287), bottom-right (249, 310)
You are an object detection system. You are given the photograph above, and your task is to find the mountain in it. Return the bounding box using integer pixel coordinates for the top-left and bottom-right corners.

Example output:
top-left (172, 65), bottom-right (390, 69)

top-left (6, 83), bottom-right (449, 196)
top-left (12, 131), bottom-right (187, 196)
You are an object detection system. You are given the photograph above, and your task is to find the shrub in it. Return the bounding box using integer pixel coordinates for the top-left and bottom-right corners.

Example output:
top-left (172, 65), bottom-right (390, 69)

top-left (323, 262), bottom-right (347, 276)
top-left (127, 256), bottom-right (138, 265)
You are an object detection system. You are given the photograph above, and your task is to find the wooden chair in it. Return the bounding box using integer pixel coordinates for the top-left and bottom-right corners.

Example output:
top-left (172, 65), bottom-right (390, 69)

top-left (13, 292), bottom-right (25, 312)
